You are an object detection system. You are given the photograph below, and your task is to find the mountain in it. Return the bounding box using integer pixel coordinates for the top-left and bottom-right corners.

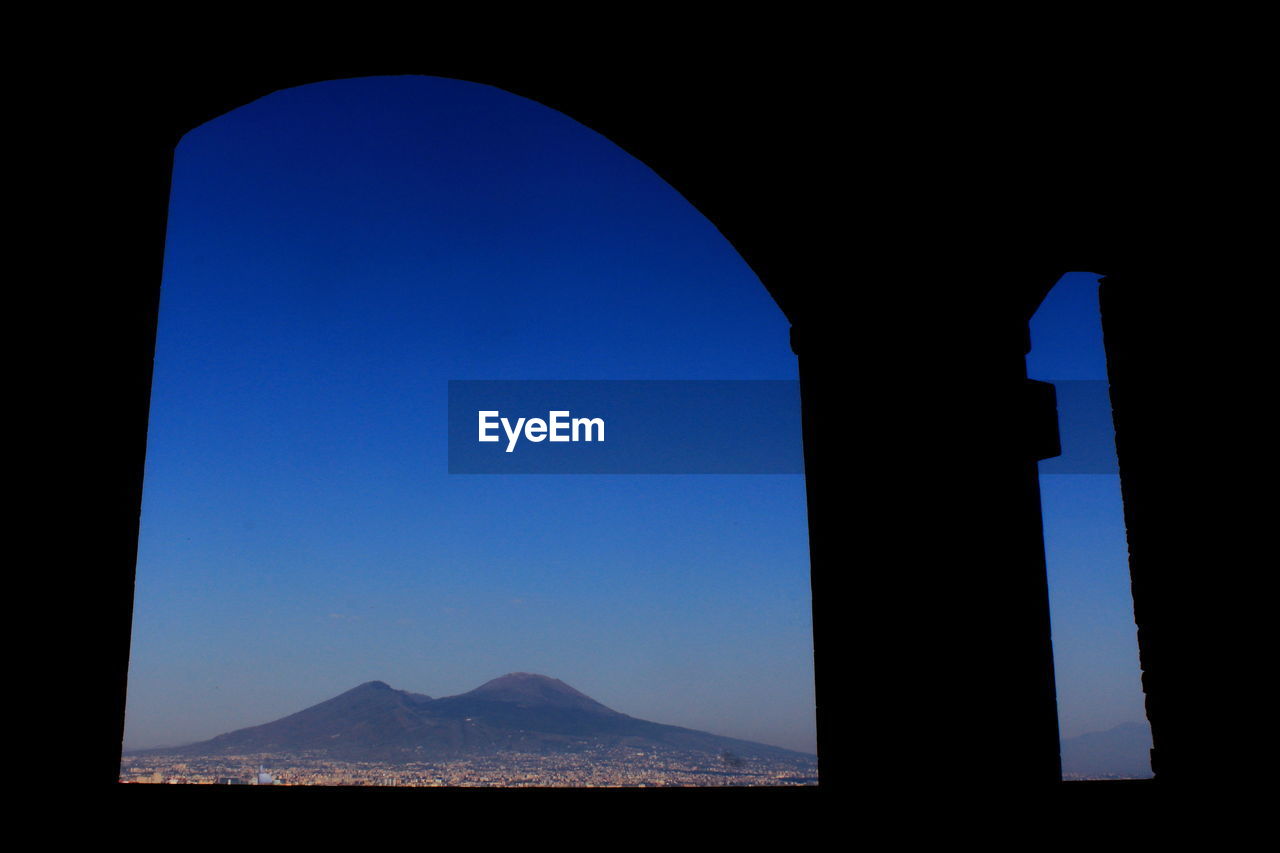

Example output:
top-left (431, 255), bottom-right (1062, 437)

top-left (461, 673), bottom-right (620, 715)
top-left (146, 673), bottom-right (811, 762)
top-left (1060, 721), bottom-right (1154, 779)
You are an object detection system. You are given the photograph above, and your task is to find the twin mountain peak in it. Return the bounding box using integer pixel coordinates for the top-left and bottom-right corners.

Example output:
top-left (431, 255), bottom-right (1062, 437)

top-left (156, 673), bottom-right (812, 762)
top-left (350, 673), bottom-right (619, 716)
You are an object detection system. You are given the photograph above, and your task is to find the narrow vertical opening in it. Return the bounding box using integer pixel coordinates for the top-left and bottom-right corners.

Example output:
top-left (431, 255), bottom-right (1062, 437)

top-left (1029, 271), bottom-right (1152, 780)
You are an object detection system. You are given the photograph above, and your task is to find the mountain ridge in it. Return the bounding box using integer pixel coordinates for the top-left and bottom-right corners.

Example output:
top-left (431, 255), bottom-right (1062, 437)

top-left (134, 673), bottom-right (813, 762)
top-left (1060, 721), bottom-right (1153, 779)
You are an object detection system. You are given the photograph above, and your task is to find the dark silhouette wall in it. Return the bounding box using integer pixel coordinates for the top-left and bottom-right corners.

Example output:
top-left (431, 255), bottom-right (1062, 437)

top-left (68, 61), bottom-right (1236, 800)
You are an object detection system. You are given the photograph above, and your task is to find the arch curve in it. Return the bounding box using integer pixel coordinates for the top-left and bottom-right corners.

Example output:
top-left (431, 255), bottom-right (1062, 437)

top-left (80, 61), bottom-right (1208, 794)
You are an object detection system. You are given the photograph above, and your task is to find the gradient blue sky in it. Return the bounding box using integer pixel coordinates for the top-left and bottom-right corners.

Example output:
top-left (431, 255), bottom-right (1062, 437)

top-left (122, 76), bottom-right (1147, 762)
top-left (1029, 272), bottom-right (1149, 749)
top-left (124, 76), bottom-right (813, 752)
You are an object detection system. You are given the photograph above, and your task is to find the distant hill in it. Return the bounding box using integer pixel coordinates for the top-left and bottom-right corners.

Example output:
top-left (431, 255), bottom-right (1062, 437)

top-left (139, 673), bottom-right (812, 763)
top-left (1060, 721), bottom-right (1154, 779)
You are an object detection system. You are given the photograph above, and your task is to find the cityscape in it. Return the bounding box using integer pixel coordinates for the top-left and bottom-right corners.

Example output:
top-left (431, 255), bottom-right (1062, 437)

top-left (120, 747), bottom-right (819, 787)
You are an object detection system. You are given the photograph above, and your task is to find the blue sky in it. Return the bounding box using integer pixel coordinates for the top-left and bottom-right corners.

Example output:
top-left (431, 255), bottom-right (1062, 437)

top-left (124, 76), bottom-right (813, 752)
top-left (1029, 272), bottom-right (1150, 748)
top-left (122, 75), bottom-right (1147, 765)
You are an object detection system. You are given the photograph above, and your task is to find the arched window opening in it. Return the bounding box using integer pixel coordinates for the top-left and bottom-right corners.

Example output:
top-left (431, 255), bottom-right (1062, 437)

top-left (117, 76), bottom-right (818, 787)
top-left (1029, 271), bottom-right (1152, 780)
